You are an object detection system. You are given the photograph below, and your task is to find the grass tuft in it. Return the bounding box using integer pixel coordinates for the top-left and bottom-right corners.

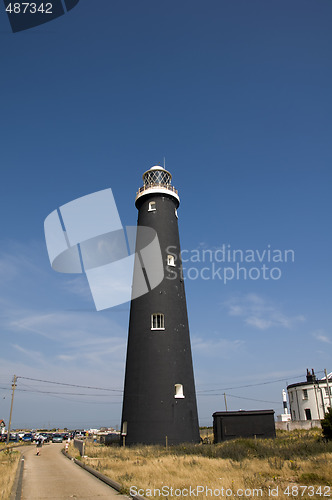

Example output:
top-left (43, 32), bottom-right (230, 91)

top-left (0, 449), bottom-right (20, 500)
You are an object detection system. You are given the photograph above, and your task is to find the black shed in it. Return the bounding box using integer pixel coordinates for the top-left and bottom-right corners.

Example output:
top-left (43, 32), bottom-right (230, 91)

top-left (213, 410), bottom-right (276, 443)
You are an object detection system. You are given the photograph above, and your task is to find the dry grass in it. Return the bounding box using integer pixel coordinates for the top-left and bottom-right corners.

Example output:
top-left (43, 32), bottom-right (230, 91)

top-left (0, 449), bottom-right (20, 500)
top-left (68, 430), bottom-right (332, 499)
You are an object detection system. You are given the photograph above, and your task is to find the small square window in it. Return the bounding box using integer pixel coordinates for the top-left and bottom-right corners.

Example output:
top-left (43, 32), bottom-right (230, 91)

top-left (167, 255), bottom-right (175, 267)
top-left (151, 313), bottom-right (165, 330)
top-left (148, 201), bottom-right (156, 212)
top-left (174, 384), bottom-right (185, 399)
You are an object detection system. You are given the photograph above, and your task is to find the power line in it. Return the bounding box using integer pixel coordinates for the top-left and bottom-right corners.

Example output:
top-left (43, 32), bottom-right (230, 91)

top-left (46, 394), bottom-right (122, 404)
top-left (196, 373), bottom-right (319, 393)
top-left (0, 385), bottom-right (122, 406)
top-left (11, 387), bottom-right (121, 397)
top-left (225, 394), bottom-right (281, 405)
top-left (17, 376), bottom-right (123, 393)
top-left (1, 384), bottom-right (280, 405)
top-left (197, 392), bottom-right (280, 404)
top-left (17, 371), bottom-right (325, 395)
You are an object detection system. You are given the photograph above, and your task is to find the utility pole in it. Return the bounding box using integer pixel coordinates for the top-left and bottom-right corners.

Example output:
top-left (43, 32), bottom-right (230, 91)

top-left (224, 392), bottom-right (228, 411)
top-left (313, 379), bottom-right (321, 420)
top-left (325, 368), bottom-right (332, 411)
top-left (6, 375), bottom-right (17, 445)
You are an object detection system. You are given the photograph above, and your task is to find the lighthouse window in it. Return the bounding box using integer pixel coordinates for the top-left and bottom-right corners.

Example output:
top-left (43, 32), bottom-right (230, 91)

top-left (175, 209), bottom-right (178, 218)
top-left (167, 255), bottom-right (175, 267)
top-left (148, 201), bottom-right (156, 211)
top-left (174, 384), bottom-right (185, 399)
top-left (151, 313), bottom-right (165, 330)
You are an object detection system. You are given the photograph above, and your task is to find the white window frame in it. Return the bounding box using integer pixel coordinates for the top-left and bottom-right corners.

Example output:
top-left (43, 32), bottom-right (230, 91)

top-left (151, 313), bottom-right (165, 330)
top-left (167, 254), bottom-right (175, 267)
top-left (148, 201), bottom-right (156, 212)
top-left (302, 389), bottom-right (308, 400)
top-left (174, 384), bottom-right (185, 399)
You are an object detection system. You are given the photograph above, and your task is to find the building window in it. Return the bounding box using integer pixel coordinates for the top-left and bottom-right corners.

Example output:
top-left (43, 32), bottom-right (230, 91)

top-left (302, 389), bottom-right (308, 400)
top-left (174, 384), bottom-right (185, 399)
top-left (151, 313), bottom-right (165, 330)
top-left (305, 408), bottom-right (312, 421)
top-left (148, 201), bottom-right (156, 212)
top-left (167, 255), bottom-right (175, 267)
top-left (325, 387), bottom-right (332, 397)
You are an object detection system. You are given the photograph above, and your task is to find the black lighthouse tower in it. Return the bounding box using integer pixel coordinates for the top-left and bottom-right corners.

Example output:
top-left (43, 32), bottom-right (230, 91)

top-left (121, 165), bottom-right (200, 445)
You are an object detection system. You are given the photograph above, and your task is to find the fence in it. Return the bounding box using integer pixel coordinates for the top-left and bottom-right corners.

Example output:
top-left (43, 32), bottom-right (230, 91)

top-left (275, 420), bottom-right (321, 431)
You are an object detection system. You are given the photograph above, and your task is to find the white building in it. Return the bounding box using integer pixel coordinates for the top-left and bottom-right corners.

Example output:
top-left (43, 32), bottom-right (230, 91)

top-left (287, 369), bottom-right (332, 421)
top-left (0, 420), bottom-right (5, 435)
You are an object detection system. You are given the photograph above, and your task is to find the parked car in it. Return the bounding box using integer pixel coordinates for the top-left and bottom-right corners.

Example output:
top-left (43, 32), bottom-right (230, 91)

top-left (35, 433), bottom-right (49, 443)
top-left (52, 433), bottom-right (63, 443)
top-left (0, 433), bottom-right (18, 442)
top-left (74, 430), bottom-right (85, 438)
top-left (22, 433), bottom-right (34, 442)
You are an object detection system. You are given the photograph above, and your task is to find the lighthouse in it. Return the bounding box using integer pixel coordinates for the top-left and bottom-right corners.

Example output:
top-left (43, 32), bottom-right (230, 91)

top-left (276, 389), bottom-right (291, 422)
top-left (120, 165), bottom-right (200, 445)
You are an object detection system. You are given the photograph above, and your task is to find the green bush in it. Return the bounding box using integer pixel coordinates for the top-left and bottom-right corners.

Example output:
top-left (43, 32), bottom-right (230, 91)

top-left (321, 408), bottom-right (332, 441)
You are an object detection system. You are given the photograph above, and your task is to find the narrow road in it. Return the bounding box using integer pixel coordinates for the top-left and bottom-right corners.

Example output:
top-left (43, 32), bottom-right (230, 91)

top-left (21, 443), bottom-right (129, 499)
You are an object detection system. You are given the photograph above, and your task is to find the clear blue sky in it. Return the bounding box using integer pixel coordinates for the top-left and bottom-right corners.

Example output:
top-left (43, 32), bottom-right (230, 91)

top-left (0, 0), bottom-right (331, 429)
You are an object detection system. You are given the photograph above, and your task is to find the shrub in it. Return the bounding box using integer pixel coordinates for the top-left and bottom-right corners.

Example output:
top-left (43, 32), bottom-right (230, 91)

top-left (299, 472), bottom-right (329, 484)
top-left (321, 408), bottom-right (332, 441)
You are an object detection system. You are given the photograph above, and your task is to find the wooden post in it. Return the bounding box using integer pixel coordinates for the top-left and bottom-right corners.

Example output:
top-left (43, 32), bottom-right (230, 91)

top-left (325, 369), bottom-right (332, 411)
top-left (6, 375), bottom-right (17, 446)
